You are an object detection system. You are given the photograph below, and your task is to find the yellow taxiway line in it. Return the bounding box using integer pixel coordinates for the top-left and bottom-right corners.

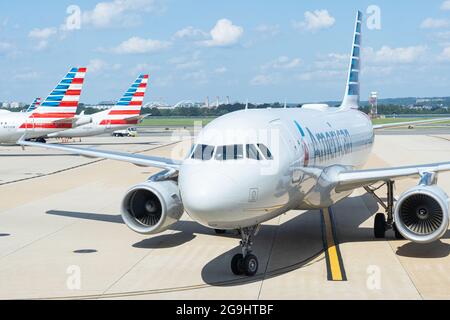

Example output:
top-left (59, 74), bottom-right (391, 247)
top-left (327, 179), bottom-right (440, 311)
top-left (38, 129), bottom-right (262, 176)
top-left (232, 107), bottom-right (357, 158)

top-left (321, 208), bottom-right (347, 281)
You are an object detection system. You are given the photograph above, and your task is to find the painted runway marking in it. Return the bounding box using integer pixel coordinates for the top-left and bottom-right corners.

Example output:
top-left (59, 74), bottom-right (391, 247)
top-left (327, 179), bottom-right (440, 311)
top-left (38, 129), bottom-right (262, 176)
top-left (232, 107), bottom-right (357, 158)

top-left (321, 208), bottom-right (347, 281)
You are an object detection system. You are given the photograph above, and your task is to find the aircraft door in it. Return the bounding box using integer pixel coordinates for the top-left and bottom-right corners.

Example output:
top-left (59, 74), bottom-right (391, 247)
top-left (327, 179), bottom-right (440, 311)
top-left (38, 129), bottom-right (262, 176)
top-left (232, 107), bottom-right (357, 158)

top-left (269, 120), bottom-right (301, 183)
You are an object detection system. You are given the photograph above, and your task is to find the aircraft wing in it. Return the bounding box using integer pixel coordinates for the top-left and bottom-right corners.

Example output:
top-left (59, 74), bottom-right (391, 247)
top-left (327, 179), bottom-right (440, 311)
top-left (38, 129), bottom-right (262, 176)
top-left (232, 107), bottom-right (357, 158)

top-left (373, 118), bottom-right (450, 130)
top-left (19, 140), bottom-right (181, 170)
top-left (119, 114), bottom-right (151, 123)
top-left (336, 162), bottom-right (450, 192)
top-left (52, 118), bottom-right (77, 125)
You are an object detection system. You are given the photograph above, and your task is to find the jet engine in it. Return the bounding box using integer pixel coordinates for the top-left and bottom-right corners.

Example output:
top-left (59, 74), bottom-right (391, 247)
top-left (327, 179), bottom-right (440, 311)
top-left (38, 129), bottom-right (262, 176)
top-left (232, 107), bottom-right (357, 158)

top-left (121, 180), bottom-right (184, 235)
top-left (394, 185), bottom-right (449, 243)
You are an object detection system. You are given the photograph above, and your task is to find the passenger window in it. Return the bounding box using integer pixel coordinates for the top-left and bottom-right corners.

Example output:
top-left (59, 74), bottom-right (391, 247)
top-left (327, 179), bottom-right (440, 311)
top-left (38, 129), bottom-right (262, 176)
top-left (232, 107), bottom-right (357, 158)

top-left (257, 144), bottom-right (274, 160)
top-left (192, 144), bottom-right (215, 161)
top-left (246, 144), bottom-right (262, 160)
top-left (215, 145), bottom-right (244, 161)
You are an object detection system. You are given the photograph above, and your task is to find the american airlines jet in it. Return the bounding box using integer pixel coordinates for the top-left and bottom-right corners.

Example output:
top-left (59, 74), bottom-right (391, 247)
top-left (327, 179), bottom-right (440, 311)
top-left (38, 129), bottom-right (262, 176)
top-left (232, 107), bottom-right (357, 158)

top-left (47, 75), bottom-right (149, 139)
top-left (24, 98), bottom-right (41, 113)
top-left (0, 68), bottom-right (87, 144)
top-left (0, 98), bottom-right (40, 115)
top-left (21, 12), bottom-right (450, 277)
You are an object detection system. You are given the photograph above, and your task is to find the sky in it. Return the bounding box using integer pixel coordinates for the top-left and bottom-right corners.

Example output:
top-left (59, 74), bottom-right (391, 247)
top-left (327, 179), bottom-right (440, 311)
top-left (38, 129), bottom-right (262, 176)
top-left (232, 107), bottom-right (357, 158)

top-left (1, 0), bottom-right (450, 105)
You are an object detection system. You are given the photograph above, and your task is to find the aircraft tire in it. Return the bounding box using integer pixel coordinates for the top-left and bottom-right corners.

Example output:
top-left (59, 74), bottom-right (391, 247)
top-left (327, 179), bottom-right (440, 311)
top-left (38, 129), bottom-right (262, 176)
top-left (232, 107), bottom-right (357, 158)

top-left (374, 213), bottom-right (386, 239)
top-left (243, 254), bottom-right (259, 277)
top-left (231, 254), bottom-right (244, 275)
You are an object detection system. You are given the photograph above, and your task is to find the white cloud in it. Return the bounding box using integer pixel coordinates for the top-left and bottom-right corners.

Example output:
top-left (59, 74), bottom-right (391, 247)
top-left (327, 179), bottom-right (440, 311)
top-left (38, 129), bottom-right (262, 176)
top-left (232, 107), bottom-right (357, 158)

top-left (441, 0), bottom-right (450, 10)
top-left (296, 70), bottom-right (344, 81)
top-left (28, 27), bottom-right (58, 50)
top-left (87, 59), bottom-right (120, 74)
top-left (361, 66), bottom-right (393, 77)
top-left (182, 70), bottom-right (208, 84)
top-left (293, 10), bottom-right (335, 32)
top-left (438, 46), bottom-right (450, 61)
top-left (113, 36), bottom-right (171, 54)
top-left (173, 26), bottom-right (207, 39)
top-left (28, 27), bottom-right (57, 39)
top-left (214, 66), bottom-right (227, 74)
top-left (364, 46), bottom-right (427, 64)
top-left (14, 71), bottom-right (40, 81)
top-left (250, 74), bottom-right (278, 86)
top-left (262, 56), bottom-right (302, 70)
top-left (314, 53), bottom-right (349, 70)
top-left (0, 42), bottom-right (13, 52)
top-left (175, 60), bottom-right (202, 70)
top-left (202, 19), bottom-right (244, 47)
top-left (255, 24), bottom-right (280, 37)
top-left (420, 18), bottom-right (450, 29)
top-left (132, 63), bottom-right (160, 73)
top-left (82, 0), bottom-right (163, 28)
top-left (168, 52), bottom-right (203, 70)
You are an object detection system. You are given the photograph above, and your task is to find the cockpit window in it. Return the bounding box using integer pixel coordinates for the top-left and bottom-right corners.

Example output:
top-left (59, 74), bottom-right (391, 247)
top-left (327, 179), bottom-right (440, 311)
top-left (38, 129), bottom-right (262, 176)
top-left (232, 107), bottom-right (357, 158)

top-left (215, 145), bottom-right (244, 161)
top-left (191, 143), bottom-right (273, 161)
top-left (257, 144), bottom-right (274, 160)
top-left (192, 144), bottom-right (215, 160)
top-left (246, 144), bottom-right (263, 160)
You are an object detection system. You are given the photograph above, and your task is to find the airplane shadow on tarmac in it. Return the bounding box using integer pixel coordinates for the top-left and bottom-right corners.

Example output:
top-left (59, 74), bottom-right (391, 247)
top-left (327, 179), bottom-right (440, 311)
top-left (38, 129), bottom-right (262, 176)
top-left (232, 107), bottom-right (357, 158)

top-left (46, 193), bottom-right (450, 286)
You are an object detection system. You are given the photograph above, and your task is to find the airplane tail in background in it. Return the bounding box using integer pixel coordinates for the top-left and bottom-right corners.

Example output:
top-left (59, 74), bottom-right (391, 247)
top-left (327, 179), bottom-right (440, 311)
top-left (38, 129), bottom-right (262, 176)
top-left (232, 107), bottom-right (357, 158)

top-left (100, 74), bottom-right (149, 126)
top-left (340, 11), bottom-right (362, 111)
top-left (22, 68), bottom-right (87, 129)
top-left (26, 98), bottom-right (41, 113)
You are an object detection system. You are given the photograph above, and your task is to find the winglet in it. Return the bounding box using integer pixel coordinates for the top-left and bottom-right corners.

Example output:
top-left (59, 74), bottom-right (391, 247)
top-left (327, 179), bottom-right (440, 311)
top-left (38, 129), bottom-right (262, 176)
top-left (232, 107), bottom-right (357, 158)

top-left (340, 11), bottom-right (362, 110)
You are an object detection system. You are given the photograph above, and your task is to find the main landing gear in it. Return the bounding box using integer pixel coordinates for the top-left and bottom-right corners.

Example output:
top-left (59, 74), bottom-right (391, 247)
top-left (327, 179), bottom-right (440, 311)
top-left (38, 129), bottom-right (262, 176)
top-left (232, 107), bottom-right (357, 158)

top-left (365, 181), bottom-right (404, 240)
top-left (231, 225), bottom-right (260, 277)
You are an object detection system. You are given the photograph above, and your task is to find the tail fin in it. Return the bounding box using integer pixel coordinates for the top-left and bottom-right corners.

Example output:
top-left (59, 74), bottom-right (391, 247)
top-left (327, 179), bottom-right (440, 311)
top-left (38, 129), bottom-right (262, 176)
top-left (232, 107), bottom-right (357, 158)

top-left (33, 67), bottom-right (87, 118)
top-left (26, 98), bottom-right (41, 113)
top-left (340, 11), bottom-right (362, 110)
top-left (100, 75), bottom-right (149, 125)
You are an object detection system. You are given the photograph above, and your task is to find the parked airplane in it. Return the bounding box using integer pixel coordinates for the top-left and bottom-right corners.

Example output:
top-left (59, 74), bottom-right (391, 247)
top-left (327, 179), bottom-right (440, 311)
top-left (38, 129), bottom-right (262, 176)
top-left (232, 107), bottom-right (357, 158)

top-left (24, 98), bottom-right (41, 113)
top-left (0, 98), bottom-right (40, 114)
top-left (47, 75), bottom-right (149, 139)
top-left (0, 68), bottom-right (87, 144)
top-left (21, 12), bottom-right (450, 277)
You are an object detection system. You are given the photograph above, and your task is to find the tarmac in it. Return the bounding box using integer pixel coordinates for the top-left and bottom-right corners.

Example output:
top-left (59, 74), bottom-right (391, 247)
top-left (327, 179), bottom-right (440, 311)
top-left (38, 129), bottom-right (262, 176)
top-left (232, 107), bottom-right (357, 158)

top-left (0, 127), bottom-right (449, 300)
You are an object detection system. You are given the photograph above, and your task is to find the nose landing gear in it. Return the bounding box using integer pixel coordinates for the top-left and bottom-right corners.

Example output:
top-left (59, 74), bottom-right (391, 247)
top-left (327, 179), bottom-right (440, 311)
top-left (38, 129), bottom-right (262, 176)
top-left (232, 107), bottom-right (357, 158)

top-left (231, 225), bottom-right (260, 277)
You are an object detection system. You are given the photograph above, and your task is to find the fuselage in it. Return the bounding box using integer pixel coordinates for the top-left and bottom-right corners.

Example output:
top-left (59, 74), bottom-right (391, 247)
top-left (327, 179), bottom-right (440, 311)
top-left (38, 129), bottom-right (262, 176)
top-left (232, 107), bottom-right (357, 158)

top-left (178, 107), bottom-right (374, 229)
top-left (48, 110), bottom-right (138, 138)
top-left (0, 112), bottom-right (72, 144)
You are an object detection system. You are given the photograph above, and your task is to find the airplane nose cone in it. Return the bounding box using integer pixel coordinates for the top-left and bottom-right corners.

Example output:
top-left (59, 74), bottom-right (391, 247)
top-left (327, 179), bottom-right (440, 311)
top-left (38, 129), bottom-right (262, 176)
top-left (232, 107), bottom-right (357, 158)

top-left (179, 165), bottom-right (239, 228)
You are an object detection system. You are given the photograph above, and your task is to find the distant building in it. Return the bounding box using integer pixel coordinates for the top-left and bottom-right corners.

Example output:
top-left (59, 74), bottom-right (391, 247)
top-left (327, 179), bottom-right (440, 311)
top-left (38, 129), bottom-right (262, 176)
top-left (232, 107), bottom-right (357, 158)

top-left (369, 92), bottom-right (378, 117)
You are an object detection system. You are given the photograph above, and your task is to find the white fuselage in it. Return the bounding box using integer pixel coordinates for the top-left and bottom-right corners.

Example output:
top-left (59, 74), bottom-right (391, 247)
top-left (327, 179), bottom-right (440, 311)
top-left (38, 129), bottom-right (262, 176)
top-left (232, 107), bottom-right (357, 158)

top-left (48, 110), bottom-right (134, 138)
top-left (178, 107), bottom-right (374, 230)
top-left (0, 112), bottom-right (69, 144)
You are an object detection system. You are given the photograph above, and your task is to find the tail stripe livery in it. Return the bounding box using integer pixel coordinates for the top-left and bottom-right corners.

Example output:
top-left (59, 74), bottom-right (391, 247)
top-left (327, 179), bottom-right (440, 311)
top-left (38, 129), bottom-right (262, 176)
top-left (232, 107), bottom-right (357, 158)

top-left (340, 11), bottom-right (362, 110)
top-left (20, 67), bottom-right (87, 129)
top-left (100, 74), bottom-right (149, 126)
top-left (25, 98), bottom-right (41, 113)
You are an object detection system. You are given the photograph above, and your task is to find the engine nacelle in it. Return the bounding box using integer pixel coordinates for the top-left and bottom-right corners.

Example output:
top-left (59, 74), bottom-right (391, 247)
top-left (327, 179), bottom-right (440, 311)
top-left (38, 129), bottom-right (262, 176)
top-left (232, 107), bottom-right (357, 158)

top-left (394, 185), bottom-right (449, 243)
top-left (121, 180), bottom-right (184, 235)
top-left (75, 116), bottom-right (92, 127)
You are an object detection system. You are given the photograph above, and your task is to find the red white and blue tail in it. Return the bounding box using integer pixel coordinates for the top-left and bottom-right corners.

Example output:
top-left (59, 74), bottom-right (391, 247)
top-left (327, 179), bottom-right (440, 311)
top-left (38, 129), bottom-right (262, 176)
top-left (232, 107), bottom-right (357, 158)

top-left (22, 68), bottom-right (87, 129)
top-left (26, 98), bottom-right (41, 113)
top-left (100, 74), bottom-right (149, 126)
top-left (340, 11), bottom-right (362, 110)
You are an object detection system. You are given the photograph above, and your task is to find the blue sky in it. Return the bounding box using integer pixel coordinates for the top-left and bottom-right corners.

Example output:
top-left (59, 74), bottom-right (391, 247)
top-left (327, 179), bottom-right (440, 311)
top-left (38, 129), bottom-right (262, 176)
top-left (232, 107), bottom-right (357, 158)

top-left (1, 0), bottom-right (450, 104)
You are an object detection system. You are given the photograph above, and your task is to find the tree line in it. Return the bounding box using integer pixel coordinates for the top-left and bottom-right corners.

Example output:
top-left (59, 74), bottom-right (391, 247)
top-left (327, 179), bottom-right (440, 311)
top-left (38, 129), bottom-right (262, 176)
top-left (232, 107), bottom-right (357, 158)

top-left (5, 102), bottom-right (450, 116)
